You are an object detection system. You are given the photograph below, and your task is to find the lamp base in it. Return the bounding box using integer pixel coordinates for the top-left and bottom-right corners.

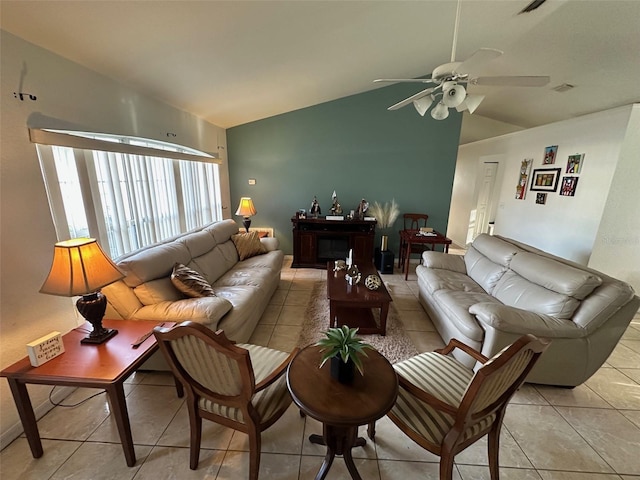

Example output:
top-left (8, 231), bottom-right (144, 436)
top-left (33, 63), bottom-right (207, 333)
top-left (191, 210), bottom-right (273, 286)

top-left (242, 217), bottom-right (252, 233)
top-left (81, 328), bottom-right (118, 344)
top-left (76, 292), bottom-right (118, 345)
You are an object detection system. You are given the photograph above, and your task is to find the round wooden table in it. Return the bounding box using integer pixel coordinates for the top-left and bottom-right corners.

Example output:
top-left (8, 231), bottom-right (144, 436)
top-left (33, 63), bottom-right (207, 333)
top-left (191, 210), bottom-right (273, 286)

top-left (286, 345), bottom-right (398, 480)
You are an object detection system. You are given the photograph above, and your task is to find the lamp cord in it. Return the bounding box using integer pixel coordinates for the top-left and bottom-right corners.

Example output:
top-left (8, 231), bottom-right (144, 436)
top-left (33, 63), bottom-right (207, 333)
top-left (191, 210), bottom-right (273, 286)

top-left (48, 385), bottom-right (105, 407)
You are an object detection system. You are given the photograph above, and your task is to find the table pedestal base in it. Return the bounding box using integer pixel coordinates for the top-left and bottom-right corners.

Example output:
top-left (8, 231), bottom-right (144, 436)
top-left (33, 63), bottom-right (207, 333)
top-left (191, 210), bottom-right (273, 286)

top-left (309, 424), bottom-right (368, 480)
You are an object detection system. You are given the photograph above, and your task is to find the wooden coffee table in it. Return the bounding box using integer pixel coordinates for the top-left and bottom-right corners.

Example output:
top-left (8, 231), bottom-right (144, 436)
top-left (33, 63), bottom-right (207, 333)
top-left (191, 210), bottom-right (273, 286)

top-left (287, 345), bottom-right (398, 480)
top-left (326, 262), bottom-right (393, 335)
top-left (0, 319), bottom-right (176, 467)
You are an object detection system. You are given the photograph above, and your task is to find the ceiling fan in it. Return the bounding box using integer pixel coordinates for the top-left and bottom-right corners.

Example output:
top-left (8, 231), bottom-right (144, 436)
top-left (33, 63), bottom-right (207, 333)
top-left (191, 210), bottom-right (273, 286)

top-left (373, 0), bottom-right (550, 120)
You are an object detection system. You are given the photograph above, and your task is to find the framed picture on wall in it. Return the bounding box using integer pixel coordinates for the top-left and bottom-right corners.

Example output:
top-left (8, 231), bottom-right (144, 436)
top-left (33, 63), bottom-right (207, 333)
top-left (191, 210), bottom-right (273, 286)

top-left (566, 153), bottom-right (585, 173)
top-left (515, 158), bottom-right (533, 200)
top-left (536, 193), bottom-right (547, 205)
top-left (530, 168), bottom-right (561, 192)
top-left (543, 145), bottom-right (558, 164)
top-left (560, 176), bottom-right (579, 196)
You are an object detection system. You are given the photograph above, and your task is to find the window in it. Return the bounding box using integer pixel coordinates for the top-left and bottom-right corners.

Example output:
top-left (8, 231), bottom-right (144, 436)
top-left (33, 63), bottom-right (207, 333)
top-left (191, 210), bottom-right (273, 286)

top-left (35, 129), bottom-right (223, 259)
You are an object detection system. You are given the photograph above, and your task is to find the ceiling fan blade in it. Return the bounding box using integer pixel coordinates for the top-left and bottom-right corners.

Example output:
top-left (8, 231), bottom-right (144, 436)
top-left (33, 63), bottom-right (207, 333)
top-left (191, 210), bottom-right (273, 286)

top-left (456, 48), bottom-right (503, 75)
top-left (387, 87), bottom-right (436, 111)
top-left (470, 75), bottom-right (550, 87)
top-left (374, 78), bottom-right (435, 84)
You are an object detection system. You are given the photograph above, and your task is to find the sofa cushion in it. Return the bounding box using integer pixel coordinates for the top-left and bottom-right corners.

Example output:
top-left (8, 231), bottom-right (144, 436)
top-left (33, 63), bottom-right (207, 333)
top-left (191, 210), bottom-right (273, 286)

top-left (119, 242), bottom-right (191, 287)
top-left (134, 277), bottom-right (183, 305)
top-left (472, 234), bottom-right (522, 266)
top-left (463, 246), bottom-right (507, 295)
top-left (432, 290), bottom-right (500, 342)
top-left (171, 263), bottom-right (216, 298)
top-left (416, 266), bottom-right (485, 295)
top-left (231, 231), bottom-right (266, 261)
top-left (509, 252), bottom-right (602, 300)
top-left (492, 270), bottom-right (579, 319)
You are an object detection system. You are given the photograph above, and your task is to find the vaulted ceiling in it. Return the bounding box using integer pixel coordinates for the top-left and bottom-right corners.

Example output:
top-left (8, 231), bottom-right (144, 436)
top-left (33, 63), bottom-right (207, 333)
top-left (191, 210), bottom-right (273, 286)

top-left (2, 0), bottom-right (639, 144)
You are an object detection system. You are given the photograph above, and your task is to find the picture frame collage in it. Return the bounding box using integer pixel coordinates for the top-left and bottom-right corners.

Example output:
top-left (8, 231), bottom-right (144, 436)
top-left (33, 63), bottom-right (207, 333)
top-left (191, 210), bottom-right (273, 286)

top-left (516, 145), bottom-right (585, 205)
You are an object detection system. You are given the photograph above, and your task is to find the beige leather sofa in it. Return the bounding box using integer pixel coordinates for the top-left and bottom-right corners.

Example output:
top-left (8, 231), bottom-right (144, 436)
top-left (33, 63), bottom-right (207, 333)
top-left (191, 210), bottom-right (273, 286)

top-left (416, 234), bottom-right (639, 387)
top-left (103, 219), bottom-right (283, 343)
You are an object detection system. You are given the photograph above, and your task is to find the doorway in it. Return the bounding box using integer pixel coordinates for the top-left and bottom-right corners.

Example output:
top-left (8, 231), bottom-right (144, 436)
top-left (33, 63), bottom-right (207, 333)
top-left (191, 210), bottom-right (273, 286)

top-left (466, 159), bottom-right (500, 243)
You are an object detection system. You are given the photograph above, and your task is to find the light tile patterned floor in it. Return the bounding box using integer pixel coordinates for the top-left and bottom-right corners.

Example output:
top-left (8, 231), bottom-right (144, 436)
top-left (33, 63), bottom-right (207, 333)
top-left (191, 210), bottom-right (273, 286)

top-left (1, 256), bottom-right (639, 480)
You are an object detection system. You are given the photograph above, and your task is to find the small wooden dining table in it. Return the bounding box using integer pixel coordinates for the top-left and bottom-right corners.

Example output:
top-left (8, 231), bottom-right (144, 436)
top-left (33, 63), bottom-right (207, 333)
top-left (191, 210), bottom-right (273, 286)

top-left (399, 229), bottom-right (452, 280)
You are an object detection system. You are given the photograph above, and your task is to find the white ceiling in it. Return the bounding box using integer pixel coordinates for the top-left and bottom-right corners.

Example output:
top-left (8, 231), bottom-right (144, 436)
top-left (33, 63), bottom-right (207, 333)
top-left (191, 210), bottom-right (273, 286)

top-left (2, 0), bottom-right (639, 142)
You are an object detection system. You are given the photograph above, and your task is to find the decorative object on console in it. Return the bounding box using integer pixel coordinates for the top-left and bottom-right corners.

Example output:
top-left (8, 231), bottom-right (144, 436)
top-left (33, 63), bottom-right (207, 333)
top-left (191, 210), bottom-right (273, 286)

top-left (310, 196), bottom-right (321, 217)
top-left (354, 198), bottom-right (369, 220)
top-left (40, 238), bottom-right (124, 344)
top-left (315, 325), bottom-right (373, 383)
top-left (543, 145), bottom-right (558, 164)
top-left (566, 153), bottom-right (585, 173)
top-left (334, 260), bottom-right (347, 271)
top-left (330, 190), bottom-right (343, 215)
top-left (515, 158), bottom-right (533, 200)
top-left (364, 274), bottom-right (382, 291)
top-left (530, 168), bottom-right (561, 192)
top-left (235, 197), bottom-right (257, 232)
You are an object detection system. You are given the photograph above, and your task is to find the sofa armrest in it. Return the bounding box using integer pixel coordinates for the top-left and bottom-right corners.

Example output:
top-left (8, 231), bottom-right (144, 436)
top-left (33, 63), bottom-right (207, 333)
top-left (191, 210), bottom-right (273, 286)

top-left (421, 251), bottom-right (466, 273)
top-left (129, 296), bottom-right (233, 326)
top-left (260, 237), bottom-right (279, 252)
top-left (470, 302), bottom-right (583, 339)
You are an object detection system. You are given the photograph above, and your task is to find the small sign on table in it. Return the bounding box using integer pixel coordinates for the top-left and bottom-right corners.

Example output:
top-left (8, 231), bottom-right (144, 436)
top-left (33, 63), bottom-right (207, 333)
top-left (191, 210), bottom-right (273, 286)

top-left (26, 331), bottom-right (65, 367)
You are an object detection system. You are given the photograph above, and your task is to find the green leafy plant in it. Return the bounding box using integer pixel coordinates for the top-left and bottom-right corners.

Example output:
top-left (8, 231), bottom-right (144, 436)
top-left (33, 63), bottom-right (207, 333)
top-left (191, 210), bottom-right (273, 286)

top-left (368, 199), bottom-right (400, 229)
top-left (316, 325), bottom-right (374, 376)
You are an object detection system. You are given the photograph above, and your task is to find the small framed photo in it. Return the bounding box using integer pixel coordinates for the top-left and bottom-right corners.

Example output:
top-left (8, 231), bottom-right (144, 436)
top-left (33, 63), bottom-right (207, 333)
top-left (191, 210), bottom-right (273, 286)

top-left (543, 145), bottom-right (558, 164)
top-left (560, 176), bottom-right (579, 196)
top-left (530, 168), bottom-right (561, 192)
top-left (536, 193), bottom-right (547, 205)
top-left (566, 154), bottom-right (585, 173)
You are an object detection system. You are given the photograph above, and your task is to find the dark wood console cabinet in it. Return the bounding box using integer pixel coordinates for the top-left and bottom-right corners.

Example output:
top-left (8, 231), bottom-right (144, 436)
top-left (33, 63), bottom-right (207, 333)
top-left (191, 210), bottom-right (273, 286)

top-left (291, 216), bottom-right (376, 269)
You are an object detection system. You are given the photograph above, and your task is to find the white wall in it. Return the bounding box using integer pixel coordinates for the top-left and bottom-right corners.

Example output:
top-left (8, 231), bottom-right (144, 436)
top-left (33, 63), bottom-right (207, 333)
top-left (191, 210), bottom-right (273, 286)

top-left (449, 105), bottom-right (637, 275)
top-left (0, 31), bottom-right (230, 447)
top-left (589, 105), bottom-right (640, 291)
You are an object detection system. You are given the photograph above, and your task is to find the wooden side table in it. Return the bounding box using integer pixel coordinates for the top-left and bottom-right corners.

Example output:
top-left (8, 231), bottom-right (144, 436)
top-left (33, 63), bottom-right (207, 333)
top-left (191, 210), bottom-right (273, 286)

top-left (286, 345), bottom-right (398, 480)
top-left (399, 229), bottom-right (452, 280)
top-left (0, 319), bottom-right (175, 467)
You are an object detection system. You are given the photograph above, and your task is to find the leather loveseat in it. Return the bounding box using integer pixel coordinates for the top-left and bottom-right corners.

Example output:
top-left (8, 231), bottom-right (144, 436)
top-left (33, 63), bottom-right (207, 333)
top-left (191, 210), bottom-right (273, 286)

top-left (102, 219), bottom-right (283, 343)
top-left (416, 234), bottom-right (639, 387)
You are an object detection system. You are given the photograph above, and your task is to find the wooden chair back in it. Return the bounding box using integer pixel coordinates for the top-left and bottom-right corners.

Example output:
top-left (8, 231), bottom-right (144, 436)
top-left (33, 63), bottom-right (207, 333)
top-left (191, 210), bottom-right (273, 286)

top-left (403, 213), bottom-right (429, 230)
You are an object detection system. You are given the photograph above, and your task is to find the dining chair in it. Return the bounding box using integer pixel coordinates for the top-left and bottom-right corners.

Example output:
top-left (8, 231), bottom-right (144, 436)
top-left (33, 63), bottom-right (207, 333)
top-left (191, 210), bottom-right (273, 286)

top-left (398, 212), bottom-right (430, 267)
top-left (153, 321), bottom-right (299, 479)
top-left (387, 334), bottom-right (549, 480)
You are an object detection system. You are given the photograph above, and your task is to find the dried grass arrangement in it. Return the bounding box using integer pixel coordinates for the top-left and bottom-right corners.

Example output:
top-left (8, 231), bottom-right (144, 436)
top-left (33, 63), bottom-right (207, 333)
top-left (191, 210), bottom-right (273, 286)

top-left (368, 199), bottom-right (400, 229)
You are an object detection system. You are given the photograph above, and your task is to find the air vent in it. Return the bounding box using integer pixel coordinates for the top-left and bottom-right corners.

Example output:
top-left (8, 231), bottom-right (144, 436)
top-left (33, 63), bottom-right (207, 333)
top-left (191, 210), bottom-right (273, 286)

top-left (552, 83), bottom-right (575, 93)
top-left (519, 0), bottom-right (547, 14)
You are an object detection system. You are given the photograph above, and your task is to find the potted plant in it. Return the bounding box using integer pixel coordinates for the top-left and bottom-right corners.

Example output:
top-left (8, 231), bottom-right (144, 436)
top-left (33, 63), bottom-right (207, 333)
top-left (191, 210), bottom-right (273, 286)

top-left (316, 326), bottom-right (373, 383)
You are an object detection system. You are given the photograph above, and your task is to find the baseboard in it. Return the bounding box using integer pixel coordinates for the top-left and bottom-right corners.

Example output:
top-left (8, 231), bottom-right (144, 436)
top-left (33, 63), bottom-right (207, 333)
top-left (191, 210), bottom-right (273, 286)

top-left (0, 385), bottom-right (76, 451)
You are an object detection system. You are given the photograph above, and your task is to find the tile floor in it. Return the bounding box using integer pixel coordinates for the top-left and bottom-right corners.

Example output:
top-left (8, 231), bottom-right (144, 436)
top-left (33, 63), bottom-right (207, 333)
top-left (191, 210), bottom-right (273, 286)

top-left (1, 257), bottom-right (639, 480)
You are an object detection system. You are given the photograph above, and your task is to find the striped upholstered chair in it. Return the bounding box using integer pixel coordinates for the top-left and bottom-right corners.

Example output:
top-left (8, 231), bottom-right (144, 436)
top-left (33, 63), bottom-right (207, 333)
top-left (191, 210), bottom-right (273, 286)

top-left (387, 334), bottom-right (549, 480)
top-left (153, 322), bottom-right (299, 479)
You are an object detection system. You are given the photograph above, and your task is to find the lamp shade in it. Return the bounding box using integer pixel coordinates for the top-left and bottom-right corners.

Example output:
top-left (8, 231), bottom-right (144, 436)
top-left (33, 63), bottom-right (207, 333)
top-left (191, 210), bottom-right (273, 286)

top-left (431, 101), bottom-right (450, 120)
top-left (235, 197), bottom-right (257, 217)
top-left (442, 84), bottom-right (466, 108)
top-left (413, 95), bottom-right (434, 116)
top-left (40, 238), bottom-right (124, 297)
top-left (456, 94), bottom-right (485, 114)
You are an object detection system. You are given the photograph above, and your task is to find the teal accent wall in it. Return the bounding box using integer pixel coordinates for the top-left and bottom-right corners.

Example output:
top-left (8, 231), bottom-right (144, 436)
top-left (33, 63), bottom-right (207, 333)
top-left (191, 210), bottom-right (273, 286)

top-left (227, 84), bottom-right (462, 256)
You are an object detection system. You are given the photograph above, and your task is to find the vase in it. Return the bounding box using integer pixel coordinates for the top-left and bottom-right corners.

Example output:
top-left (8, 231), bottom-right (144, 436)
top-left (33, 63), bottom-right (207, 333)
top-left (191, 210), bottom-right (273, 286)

top-left (381, 234), bottom-right (389, 252)
top-left (330, 356), bottom-right (355, 384)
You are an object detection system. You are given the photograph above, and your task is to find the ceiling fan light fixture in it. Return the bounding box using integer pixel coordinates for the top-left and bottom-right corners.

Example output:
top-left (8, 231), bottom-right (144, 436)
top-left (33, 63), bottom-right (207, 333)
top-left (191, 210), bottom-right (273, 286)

top-left (431, 101), bottom-right (450, 120)
top-left (456, 94), bottom-right (485, 114)
top-left (413, 95), bottom-right (434, 116)
top-left (442, 84), bottom-right (466, 108)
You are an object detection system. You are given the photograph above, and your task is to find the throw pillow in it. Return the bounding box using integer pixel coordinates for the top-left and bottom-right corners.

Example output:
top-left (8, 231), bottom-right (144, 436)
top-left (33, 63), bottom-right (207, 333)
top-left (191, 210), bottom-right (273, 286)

top-left (231, 231), bottom-right (266, 261)
top-left (171, 263), bottom-right (216, 298)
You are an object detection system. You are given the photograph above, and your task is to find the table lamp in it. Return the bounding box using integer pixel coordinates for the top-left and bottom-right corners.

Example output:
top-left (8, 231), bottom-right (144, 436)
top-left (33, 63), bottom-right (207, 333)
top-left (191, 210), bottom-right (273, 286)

top-left (40, 238), bottom-right (125, 344)
top-left (235, 197), bottom-right (257, 232)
